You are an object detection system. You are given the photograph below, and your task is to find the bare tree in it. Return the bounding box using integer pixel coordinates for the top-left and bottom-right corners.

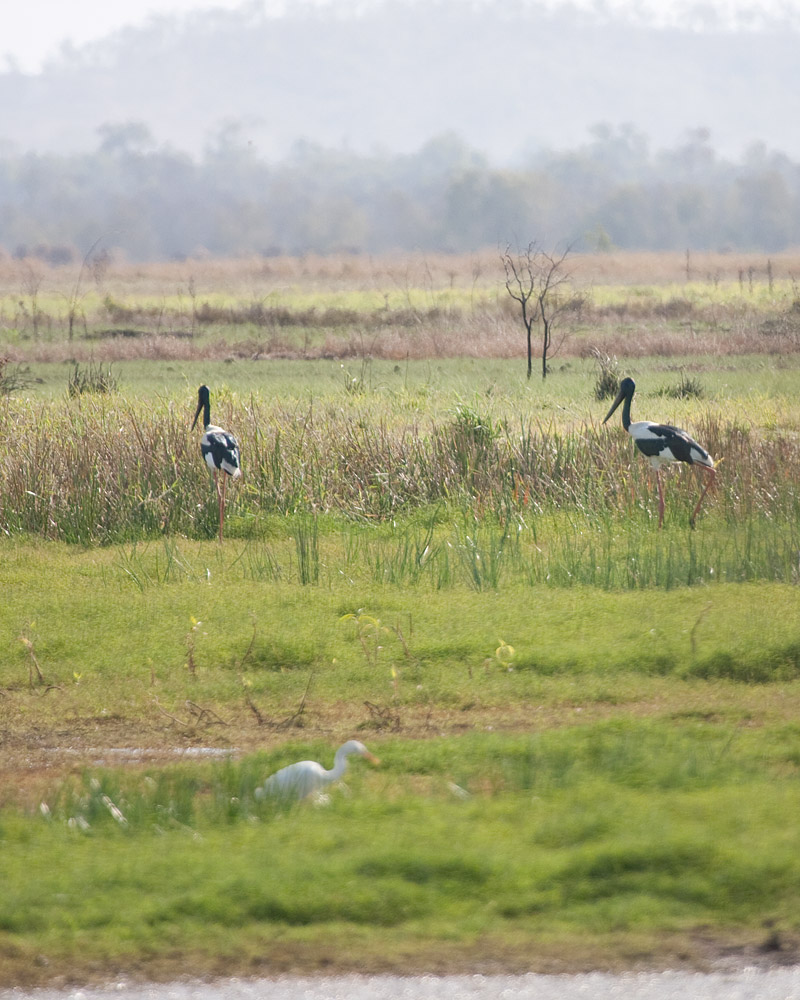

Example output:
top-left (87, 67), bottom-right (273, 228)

top-left (502, 243), bottom-right (575, 380)
top-left (20, 261), bottom-right (45, 341)
top-left (65, 235), bottom-right (111, 342)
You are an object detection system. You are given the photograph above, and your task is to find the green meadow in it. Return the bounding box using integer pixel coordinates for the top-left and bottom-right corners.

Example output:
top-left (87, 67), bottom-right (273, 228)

top-left (1, 254), bottom-right (800, 984)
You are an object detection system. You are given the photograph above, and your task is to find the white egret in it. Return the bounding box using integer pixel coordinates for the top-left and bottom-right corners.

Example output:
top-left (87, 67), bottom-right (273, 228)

top-left (258, 740), bottom-right (380, 802)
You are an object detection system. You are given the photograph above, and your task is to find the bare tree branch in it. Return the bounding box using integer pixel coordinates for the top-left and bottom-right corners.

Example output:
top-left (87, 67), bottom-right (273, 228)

top-left (502, 242), bottom-right (576, 379)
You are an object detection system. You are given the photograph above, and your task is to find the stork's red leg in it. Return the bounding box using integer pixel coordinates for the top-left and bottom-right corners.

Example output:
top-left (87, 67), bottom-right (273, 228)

top-left (656, 469), bottom-right (665, 529)
top-left (211, 469), bottom-right (223, 542)
top-left (218, 474), bottom-right (227, 542)
top-left (689, 467), bottom-right (716, 529)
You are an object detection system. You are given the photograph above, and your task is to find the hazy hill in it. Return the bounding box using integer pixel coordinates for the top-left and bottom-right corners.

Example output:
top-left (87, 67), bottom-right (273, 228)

top-left (1, 0), bottom-right (799, 162)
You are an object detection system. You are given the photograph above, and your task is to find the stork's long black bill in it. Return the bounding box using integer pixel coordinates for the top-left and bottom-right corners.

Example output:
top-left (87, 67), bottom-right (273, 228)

top-left (603, 389), bottom-right (625, 424)
top-left (192, 385), bottom-right (211, 430)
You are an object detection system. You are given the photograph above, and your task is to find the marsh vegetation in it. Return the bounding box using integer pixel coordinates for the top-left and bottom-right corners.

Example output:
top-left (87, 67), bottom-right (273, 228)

top-left (0, 252), bottom-right (799, 986)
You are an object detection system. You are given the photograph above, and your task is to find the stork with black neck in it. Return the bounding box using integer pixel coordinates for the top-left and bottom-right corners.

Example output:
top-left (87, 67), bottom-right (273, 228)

top-left (192, 385), bottom-right (241, 541)
top-left (603, 377), bottom-right (715, 529)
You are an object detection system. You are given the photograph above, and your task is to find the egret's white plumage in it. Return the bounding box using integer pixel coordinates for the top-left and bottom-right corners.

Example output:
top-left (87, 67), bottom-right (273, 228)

top-left (192, 384), bottom-right (241, 541)
top-left (258, 740), bottom-right (380, 802)
top-left (603, 376), bottom-right (716, 528)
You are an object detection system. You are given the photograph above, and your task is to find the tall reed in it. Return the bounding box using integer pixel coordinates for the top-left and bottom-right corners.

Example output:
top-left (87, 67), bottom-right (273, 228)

top-left (1, 393), bottom-right (798, 549)
top-left (232, 512), bottom-right (799, 591)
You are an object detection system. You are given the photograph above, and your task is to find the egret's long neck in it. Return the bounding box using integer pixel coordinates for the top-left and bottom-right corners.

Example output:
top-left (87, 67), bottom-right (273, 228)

top-left (329, 750), bottom-right (352, 781)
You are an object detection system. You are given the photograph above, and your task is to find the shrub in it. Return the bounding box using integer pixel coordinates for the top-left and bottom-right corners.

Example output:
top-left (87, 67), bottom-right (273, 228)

top-left (67, 361), bottom-right (119, 396)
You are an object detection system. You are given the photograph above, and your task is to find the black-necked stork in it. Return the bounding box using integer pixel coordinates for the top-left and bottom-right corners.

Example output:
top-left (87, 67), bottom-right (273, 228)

top-left (603, 376), bottom-right (716, 528)
top-left (192, 385), bottom-right (241, 541)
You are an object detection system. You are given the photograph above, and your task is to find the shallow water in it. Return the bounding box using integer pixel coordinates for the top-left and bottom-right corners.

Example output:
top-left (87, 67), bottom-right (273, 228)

top-left (5, 970), bottom-right (800, 1000)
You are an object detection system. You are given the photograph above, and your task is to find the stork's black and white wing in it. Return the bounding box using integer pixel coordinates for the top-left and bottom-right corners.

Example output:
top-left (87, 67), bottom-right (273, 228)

top-left (201, 425), bottom-right (241, 478)
top-left (629, 420), bottom-right (714, 470)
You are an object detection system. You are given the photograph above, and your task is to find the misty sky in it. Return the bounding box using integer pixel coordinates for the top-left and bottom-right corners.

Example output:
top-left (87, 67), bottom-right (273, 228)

top-left (5, 0), bottom-right (800, 73)
top-left (3, 0), bottom-right (246, 72)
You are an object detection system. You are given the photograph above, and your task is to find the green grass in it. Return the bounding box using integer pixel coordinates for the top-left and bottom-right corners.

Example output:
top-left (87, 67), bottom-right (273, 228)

top-left (21, 271), bottom-right (792, 322)
top-left (10, 352), bottom-right (800, 403)
top-left (2, 732), bottom-right (799, 980)
top-left (2, 347), bottom-right (800, 983)
top-left (2, 538), bottom-right (800, 711)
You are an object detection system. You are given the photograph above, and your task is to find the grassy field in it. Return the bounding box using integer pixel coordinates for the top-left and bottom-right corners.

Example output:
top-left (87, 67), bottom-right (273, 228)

top-left (1, 252), bottom-right (800, 986)
top-left (2, 249), bottom-right (800, 363)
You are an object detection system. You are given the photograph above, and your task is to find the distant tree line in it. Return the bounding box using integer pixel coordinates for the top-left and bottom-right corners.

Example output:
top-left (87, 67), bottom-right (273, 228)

top-left (2, 124), bottom-right (799, 261)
